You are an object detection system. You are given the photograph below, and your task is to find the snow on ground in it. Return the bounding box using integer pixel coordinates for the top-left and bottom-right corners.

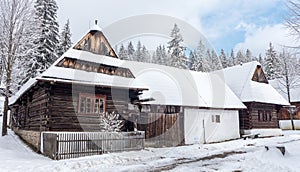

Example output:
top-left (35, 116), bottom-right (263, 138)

top-left (1, 126), bottom-right (300, 172)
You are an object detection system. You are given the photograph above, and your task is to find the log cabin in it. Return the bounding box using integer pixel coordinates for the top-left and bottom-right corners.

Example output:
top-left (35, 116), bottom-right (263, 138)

top-left (214, 62), bottom-right (290, 137)
top-left (9, 22), bottom-right (246, 152)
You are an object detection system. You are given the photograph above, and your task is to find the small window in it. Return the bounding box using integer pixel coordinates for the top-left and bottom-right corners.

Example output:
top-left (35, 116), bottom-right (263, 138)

top-left (78, 94), bottom-right (106, 114)
top-left (258, 110), bottom-right (262, 121)
top-left (266, 111), bottom-right (272, 121)
top-left (212, 115), bottom-right (220, 123)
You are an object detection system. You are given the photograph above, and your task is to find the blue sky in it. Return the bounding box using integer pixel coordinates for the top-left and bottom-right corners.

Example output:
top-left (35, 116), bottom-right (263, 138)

top-left (57, 0), bottom-right (296, 57)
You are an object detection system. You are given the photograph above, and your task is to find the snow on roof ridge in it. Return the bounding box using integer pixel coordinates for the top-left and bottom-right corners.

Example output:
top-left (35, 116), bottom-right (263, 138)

top-left (90, 19), bottom-right (103, 31)
top-left (218, 61), bottom-right (289, 106)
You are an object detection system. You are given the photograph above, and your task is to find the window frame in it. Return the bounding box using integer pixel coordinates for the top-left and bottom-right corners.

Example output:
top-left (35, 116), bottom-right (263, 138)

top-left (78, 93), bottom-right (106, 114)
top-left (212, 115), bottom-right (221, 123)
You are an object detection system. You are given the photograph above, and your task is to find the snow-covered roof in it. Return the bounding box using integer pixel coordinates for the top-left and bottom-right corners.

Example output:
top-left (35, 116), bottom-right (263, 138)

top-left (269, 77), bottom-right (300, 103)
top-left (9, 78), bottom-right (38, 105)
top-left (10, 24), bottom-right (245, 109)
top-left (122, 60), bottom-right (246, 109)
top-left (215, 61), bottom-right (290, 106)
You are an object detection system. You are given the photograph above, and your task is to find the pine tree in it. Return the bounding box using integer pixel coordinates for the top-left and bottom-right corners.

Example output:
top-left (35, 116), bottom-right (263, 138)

top-left (127, 41), bottom-right (135, 60)
top-left (211, 50), bottom-right (222, 71)
top-left (118, 44), bottom-right (129, 60)
top-left (189, 50), bottom-right (198, 71)
top-left (219, 49), bottom-right (228, 68)
top-left (236, 50), bottom-right (246, 64)
top-left (133, 41), bottom-right (143, 62)
top-left (228, 49), bottom-right (236, 67)
top-left (195, 40), bottom-right (206, 72)
top-left (30, 0), bottom-right (60, 77)
top-left (141, 45), bottom-right (150, 63)
top-left (127, 42), bottom-right (135, 55)
top-left (245, 49), bottom-right (253, 62)
top-left (203, 49), bottom-right (212, 72)
top-left (57, 19), bottom-right (72, 57)
top-left (264, 42), bottom-right (280, 80)
top-left (258, 53), bottom-right (264, 64)
top-left (167, 24), bottom-right (187, 69)
top-left (153, 45), bottom-right (168, 65)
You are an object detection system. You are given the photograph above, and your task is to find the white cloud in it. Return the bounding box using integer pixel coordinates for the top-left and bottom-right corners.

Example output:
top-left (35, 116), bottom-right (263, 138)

top-left (234, 24), bottom-right (297, 57)
top-left (56, 0), bottom-right (285, 53)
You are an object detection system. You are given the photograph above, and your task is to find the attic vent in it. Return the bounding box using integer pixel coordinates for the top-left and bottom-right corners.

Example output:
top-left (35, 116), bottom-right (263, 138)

top-left (251, 65), bottom-right (268, 84)
top-left (56, 57), bottom-right (134, 78)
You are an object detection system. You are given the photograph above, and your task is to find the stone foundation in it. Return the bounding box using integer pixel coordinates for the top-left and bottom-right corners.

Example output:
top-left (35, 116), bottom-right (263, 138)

top-left (13, 128), bottom-right (41, 151)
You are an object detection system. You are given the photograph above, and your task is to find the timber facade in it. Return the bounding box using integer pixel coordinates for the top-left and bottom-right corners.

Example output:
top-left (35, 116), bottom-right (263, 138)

top-left (239, 102), bottom-right (280, 130)
top-left (10, 81), bottom-right (141, 132)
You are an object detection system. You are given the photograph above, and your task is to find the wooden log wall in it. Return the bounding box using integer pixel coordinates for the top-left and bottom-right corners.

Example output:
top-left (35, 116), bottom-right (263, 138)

top-left (238, 109), bottom-right (250, 130)
top-left (137, 112), bottom-right (184, 147)
top-left (11, 83), bottom-right (50, 131)
top-left (47, 83), bottom-right (137, 132)
top-left (248, 102), bottom-right (279, 129)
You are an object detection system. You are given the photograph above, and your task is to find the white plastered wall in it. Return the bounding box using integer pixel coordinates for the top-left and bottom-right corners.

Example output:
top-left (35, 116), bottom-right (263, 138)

top-left (184, 108), bottom-right (240, 144)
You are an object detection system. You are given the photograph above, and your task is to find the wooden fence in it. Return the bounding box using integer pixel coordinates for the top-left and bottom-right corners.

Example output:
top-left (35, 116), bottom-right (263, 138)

top-left (41, 131), bottom-right (145, 160)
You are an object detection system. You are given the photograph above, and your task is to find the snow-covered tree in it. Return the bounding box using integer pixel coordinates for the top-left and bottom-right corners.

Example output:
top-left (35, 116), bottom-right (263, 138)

top-left (189, 50), bottom-right (198, 71)
top-left (167, 24), bottom-right (187, 69)
top-left (264, 42), bottom-right (280, 80)
top-left (141, 45), bottom-right (150, 63)
top-left (276, 50), bottom-right (300, 103)
top-left (29, 0), bottom-right (60, 78)
top-left (99, 111), bottom-right (124, 132)
top-left (228, 49), bottom-right (236, 67)
top-left (0, 0), bottom-right (35, 136)
top-left (152, 45), bottom-right (168, 65)
top-left (219, 49), bottom-right (228, 68)
top-left (204, 49), bottom-right (212, 72)
top-left (210, 50), bottom-right (222, 71)
top-left (127, 41), bottom-right (135, 56)
top-left (118, 44), bottom-right (129, 60)
top-left (133, 41), bottom-right (142, 62)
top-left (245, 49), bottom-right (253, 62)
top-left (195, 40), bottom-right (206, 72)
top-left (57, 19), bottom-right (72, 57)
top-left (236, 50), bottom-right (246, 64)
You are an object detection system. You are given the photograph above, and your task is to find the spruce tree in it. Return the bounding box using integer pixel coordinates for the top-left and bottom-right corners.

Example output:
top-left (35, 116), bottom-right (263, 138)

top-left (245, 49), bottom-right (253, 62)
top-left (57, 19), bottom-right (72, 57)
top-left (258, 53), bottom-right (264, 64)
top-left (118, 44), bottom-right (129, 60)
top-left (134, 41), bottom-right (143, 62)
top-left (264, 42), bottom-right (280, 80)
top-left (203, 49), bottom-right (212, 72)
top-left (127, 42), bottom-right (135, 55)
top-left (141, 45), bottom-right (150, 63)
top-left (228, 49), bottom-right (236, 67)
top-left (219, 49), bottom-right (228, 68)
top-left (189, 50), bottom-right (198, 71)
top-left (153, 45), bottom-right (168, 65)
top-left (127, 41), bottom-right (135, 60)
top-left (195, 40), bottom-right (206, 72)
top-left (236, 50), bottom-right (246, 64)
top-left (211, 50), bottom-right (222, 71)
top-left (30, 0), bottom-right (60, 77)
top-left (167, 24), bottom-right (187, 69)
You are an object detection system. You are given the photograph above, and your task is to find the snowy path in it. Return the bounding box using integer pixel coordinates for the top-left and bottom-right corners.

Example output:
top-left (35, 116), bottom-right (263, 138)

top-left (1, 127), bottom-right (300, 171)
